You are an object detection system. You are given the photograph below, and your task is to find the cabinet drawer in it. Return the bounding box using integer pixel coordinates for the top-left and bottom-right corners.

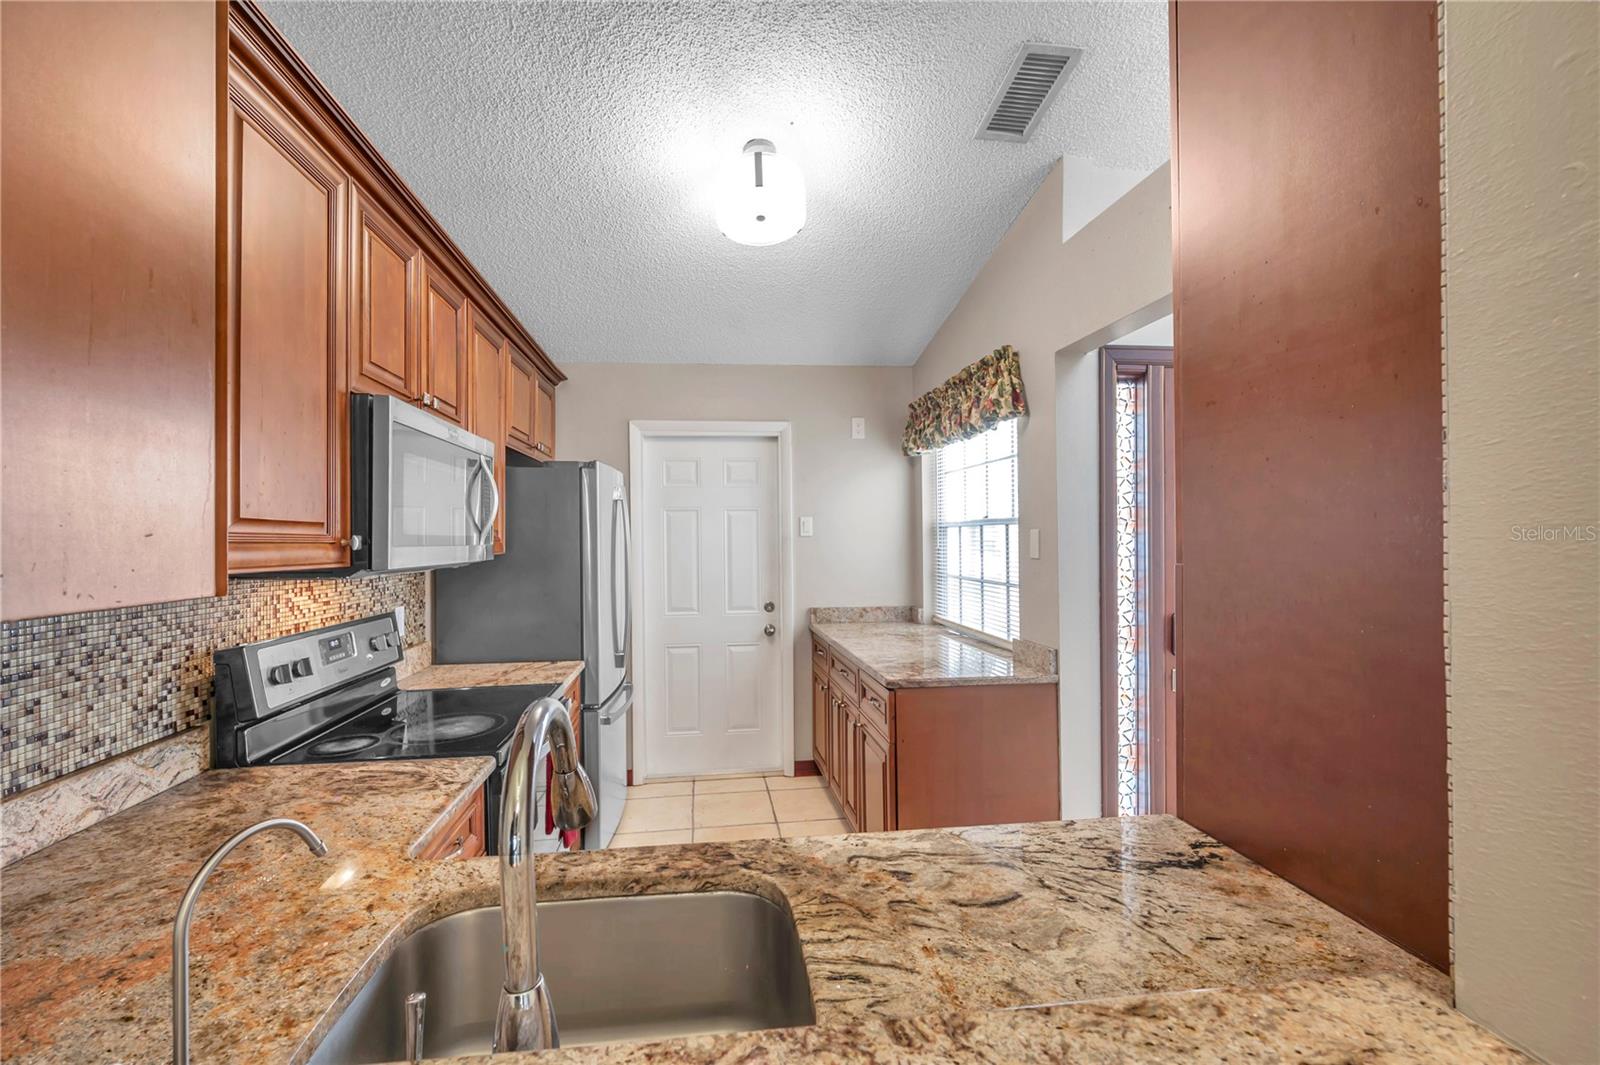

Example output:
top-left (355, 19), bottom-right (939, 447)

top-left (858, 676), bottom-right (891, 737)
top-left (811, 638), bottom-right (830, 677)
top-left (829, 657), bottom-right (859, 705)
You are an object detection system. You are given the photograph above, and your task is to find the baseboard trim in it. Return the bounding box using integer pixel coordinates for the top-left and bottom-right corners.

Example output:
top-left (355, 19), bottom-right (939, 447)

top-left (628, 760), bottom-right (819, 786)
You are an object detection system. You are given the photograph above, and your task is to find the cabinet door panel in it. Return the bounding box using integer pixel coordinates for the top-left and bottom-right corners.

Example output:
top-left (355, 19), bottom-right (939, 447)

top-left (860, 724), bottom-right (893, 833)
top-left (534, 373), bottom-right (557, 459)
top-left (352, 188), bottom-right (419, 399)
top-left (466, 302), bottom-right (508, 553)
top-left (227, 68), bottom-right (349, 570)
top-left (842, 711), bottom-right (860, 827)
top-left (422, 261), bottom-right (468, 425)
top-left (506, 345), bottom-right (536, 456)
top-left (812, 672), bottom-right (831, 776)
top-left (1, 0), bottom-right (221, 619)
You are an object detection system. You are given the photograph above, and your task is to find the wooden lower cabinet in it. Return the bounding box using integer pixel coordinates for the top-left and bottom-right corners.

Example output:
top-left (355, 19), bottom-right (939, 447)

top-left (421, 790), bottom-right (486, 860)
top-left (829, 695), bottom-right (850, 799)
top-left (811, 670), bottom-right (831, 779)
top-left (812, 633), bottom-right (1059, 833)
top-left (858, 722), bottom-right (893, 834)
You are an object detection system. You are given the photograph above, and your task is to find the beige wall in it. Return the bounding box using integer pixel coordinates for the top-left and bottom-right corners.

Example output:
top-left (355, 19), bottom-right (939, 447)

top-left (1444, 3), bottom-right (1600, 1061)
top-left (553, 362), bottom-right (918, 763)
top-left (912, 160), bottom-right (1173, 815)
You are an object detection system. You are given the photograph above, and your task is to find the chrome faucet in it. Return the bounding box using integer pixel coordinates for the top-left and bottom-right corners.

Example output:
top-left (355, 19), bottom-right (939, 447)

top-left (494, 697), bottom-right (596, 1053)
top-left (172, 818), bottom-right (327, 1065)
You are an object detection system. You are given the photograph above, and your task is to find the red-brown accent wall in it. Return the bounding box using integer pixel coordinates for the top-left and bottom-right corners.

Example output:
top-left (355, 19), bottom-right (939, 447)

top-left (1171, 1), bottom-right (1449, 969)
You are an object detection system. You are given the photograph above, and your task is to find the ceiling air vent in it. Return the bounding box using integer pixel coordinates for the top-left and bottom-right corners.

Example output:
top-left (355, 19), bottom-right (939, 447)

top-left (975, 44), bottom-right (1082, 143)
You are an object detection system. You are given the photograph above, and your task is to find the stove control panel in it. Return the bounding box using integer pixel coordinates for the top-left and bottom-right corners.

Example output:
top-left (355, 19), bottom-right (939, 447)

top-left (238, 613), bottom-right (405, 717)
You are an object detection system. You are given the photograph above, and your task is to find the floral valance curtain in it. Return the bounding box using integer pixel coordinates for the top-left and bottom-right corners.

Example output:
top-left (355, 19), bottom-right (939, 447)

top-left (901, 345), bottom-right (1028, 455)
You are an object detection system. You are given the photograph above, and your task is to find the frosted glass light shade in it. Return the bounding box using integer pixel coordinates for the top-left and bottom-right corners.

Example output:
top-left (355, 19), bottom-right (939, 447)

top-left (716, 139), bottom-right (805, 246)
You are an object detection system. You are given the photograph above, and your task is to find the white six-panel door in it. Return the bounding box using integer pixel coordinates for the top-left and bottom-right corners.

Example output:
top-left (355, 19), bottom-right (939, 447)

top-left (642, 435), bottom-right (783, 777)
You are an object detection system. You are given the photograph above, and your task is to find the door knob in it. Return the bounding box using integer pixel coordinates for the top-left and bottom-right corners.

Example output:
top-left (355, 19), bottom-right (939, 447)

top-left (763, 601), bottom-right (775, 613)
top-left (763, 624), bottom-right (776, 637)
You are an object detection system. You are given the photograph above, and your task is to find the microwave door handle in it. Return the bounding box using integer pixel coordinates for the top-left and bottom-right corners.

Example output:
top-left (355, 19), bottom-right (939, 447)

top-left (612, 493), bottom-right (631, 667)
top-left (478, 454), bottom-right (500, 548)
top-left (464, 459), bottom-right (484, 539)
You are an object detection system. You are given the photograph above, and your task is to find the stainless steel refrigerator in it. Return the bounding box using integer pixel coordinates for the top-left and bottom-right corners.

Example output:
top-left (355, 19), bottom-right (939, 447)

top-left (433, 460), bottom-right (632, 850)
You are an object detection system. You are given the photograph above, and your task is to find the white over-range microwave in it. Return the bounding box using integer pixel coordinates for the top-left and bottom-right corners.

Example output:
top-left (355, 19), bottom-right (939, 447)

top-left (350, 394), bottom-right (499, 573)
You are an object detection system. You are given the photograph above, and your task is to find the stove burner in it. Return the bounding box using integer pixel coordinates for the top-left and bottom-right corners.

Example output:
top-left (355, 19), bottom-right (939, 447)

top-left (309, 735), bottom-right (380, 756)
top-left (400, 713), bottom-right (499, 743)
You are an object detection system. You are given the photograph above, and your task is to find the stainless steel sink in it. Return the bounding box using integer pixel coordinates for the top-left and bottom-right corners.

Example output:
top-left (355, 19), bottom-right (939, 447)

top-left (308, 892), bottom-right (815, 1063)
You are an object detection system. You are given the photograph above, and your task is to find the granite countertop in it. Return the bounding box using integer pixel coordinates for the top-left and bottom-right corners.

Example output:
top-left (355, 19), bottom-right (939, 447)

top-left (511, 975), bottom-right (1526, 1064)
top-left (811, 620), bottom-right (1058, 688)
top-left (1, 762), bottom-right (1523, 1064)
top-left (398, 660), bottom-right (583, 692)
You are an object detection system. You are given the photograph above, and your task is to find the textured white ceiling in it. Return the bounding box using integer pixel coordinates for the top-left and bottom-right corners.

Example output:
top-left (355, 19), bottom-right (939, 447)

top-left (263, 2), bottom-right (1169, 365)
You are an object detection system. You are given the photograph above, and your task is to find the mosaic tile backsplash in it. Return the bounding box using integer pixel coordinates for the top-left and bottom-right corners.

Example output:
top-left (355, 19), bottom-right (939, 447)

top-left (0, 572), bottom-right (428, 796)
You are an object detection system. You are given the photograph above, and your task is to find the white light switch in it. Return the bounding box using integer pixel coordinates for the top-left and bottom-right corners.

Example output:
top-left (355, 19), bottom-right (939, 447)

top-left (799, 516), bottom-right (814, 537)
top-left (850, 417), bottom-right (865, 439)
top-left (1028, 528), bottom-right (1041, 559)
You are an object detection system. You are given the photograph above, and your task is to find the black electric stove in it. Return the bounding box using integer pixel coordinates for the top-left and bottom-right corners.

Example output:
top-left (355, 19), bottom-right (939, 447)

top-left (212, 612), bottom-right (563, 854)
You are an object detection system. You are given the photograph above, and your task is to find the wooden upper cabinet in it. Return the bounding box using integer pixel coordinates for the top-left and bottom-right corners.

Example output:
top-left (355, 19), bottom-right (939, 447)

top-left (421, 259), bottom-right (469, 426)
top-left (1, 1), bottom-right (221, 620)
top-left (226, 60), bottom-right (350, 573)
top-left (534, 373), bottom-right (557, 460)
top-left (506, 344), bottom-right (537, 457)
top-left (350, 187), bottom-right (421, 402)
top-left (466, 302), bottom-right (509, 554)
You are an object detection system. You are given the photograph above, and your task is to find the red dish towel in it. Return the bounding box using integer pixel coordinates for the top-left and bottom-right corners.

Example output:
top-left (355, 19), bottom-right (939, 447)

top-left (543, 754), bottom-right (581, 850)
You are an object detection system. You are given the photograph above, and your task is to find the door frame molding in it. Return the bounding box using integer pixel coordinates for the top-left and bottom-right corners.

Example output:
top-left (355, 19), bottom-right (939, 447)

top-left (627, 420), bottom-right (796, 784)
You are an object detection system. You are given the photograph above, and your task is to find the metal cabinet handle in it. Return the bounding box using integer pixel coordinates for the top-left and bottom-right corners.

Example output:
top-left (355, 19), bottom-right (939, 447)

top-left (443, 834), bottom-right (468, 859)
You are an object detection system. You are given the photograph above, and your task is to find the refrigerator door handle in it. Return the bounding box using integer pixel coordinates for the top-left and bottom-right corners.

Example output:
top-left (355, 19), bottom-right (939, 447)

top-left (611, 491), bottom-right (631, 668)
top-left (597, 681), bottom-right (633, 725)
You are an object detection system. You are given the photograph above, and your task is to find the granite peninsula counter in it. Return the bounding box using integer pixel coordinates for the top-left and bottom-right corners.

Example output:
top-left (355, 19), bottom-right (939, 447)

top-left (1, 760), bottom-right (1524, 1065)
top-left (809, 620), bottom-right (1057, 688)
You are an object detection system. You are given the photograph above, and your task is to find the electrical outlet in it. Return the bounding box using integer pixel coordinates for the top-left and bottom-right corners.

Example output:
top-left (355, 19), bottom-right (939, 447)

top-left (851, 417), bottom-right (865, 439)
top-left (1028, 528), bottom-right (1041, 559)
top-left (799, 516), bottom-right (814, 537)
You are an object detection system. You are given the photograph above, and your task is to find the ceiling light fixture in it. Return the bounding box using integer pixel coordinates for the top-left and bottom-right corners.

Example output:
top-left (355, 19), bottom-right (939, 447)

top-left (716, 138), bottom-right (805, 246)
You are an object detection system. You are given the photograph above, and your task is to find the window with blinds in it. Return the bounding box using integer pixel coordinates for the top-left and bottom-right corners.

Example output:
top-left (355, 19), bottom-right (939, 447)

top-left (932, 419), bottom-right (1020, 642)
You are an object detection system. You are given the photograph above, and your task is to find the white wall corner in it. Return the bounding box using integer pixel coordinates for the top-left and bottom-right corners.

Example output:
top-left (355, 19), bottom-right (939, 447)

top-left (1060, 155), bottom-right (1163, 244)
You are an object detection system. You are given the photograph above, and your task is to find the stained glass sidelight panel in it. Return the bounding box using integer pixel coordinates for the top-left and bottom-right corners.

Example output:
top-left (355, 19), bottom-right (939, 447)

top-left (1113, 375), bottom-right (1147, 816)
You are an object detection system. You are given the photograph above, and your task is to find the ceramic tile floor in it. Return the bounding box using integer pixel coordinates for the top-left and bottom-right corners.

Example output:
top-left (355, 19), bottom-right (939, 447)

top-left (609, 771), bottom-right (850, 848)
